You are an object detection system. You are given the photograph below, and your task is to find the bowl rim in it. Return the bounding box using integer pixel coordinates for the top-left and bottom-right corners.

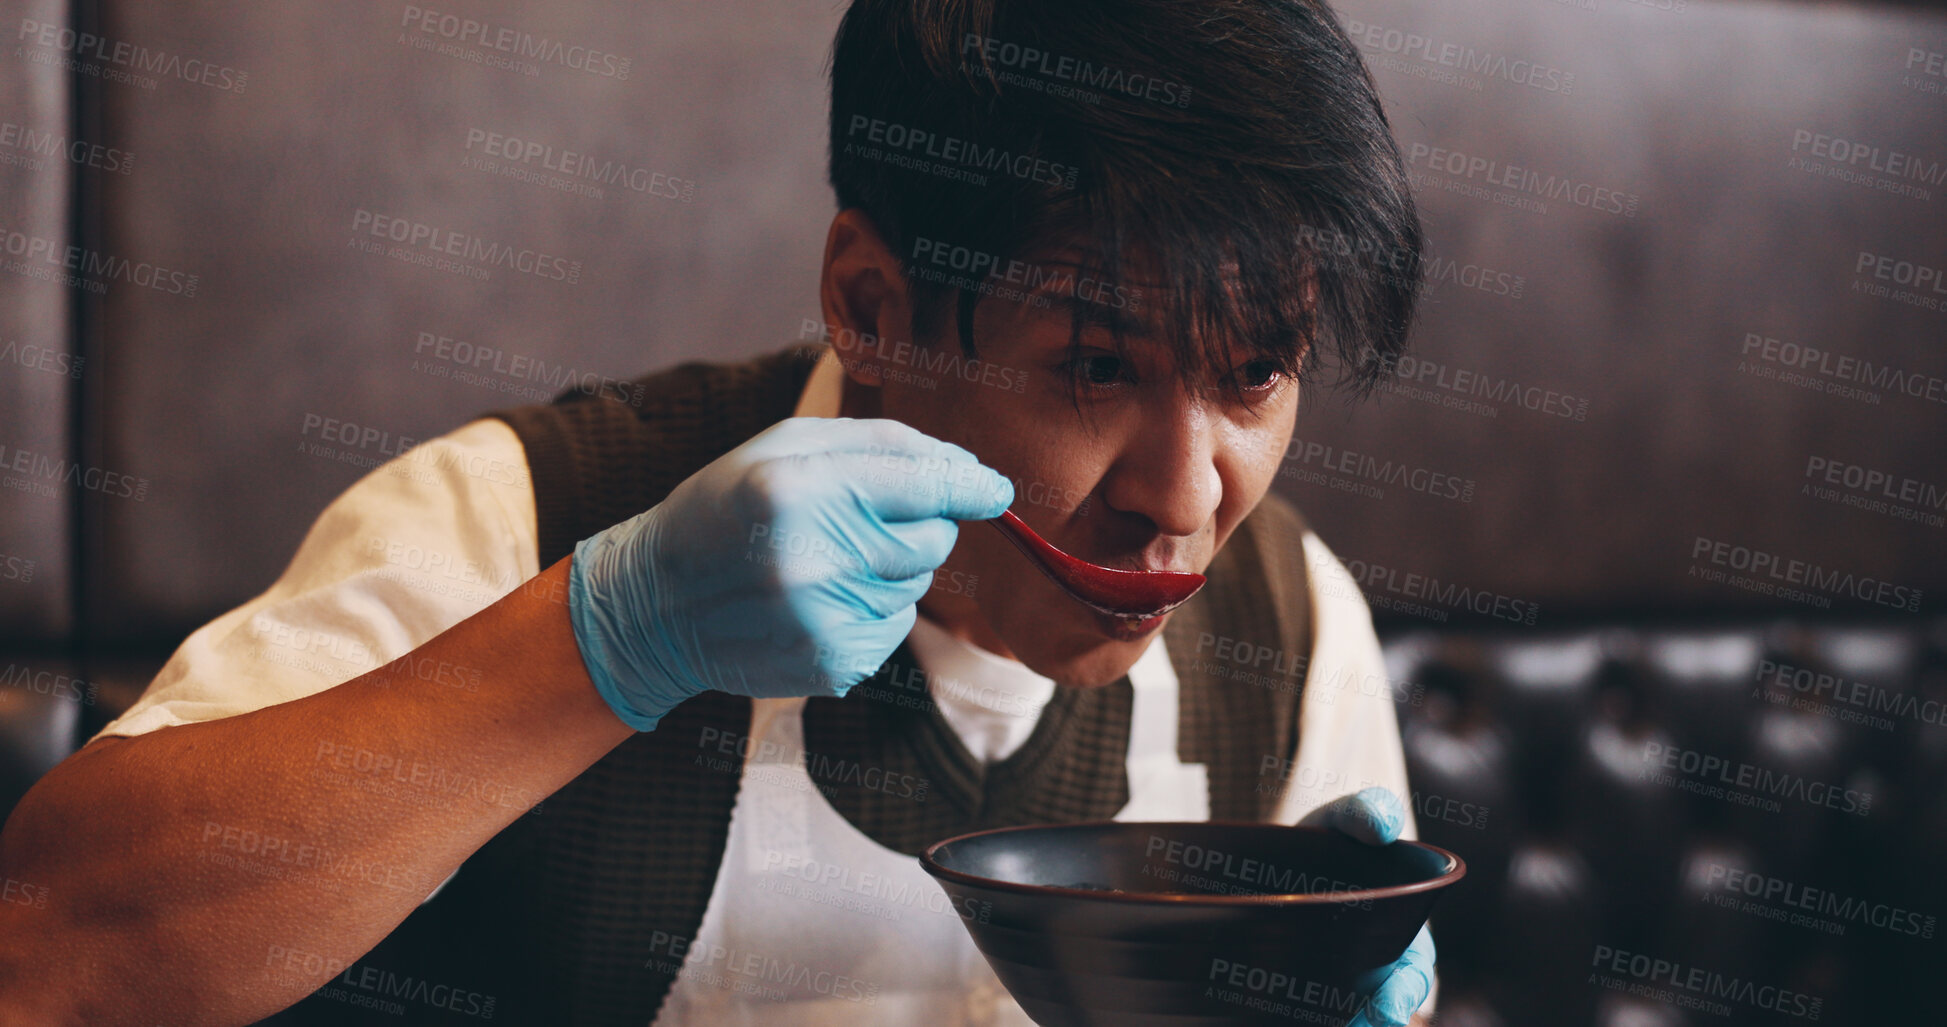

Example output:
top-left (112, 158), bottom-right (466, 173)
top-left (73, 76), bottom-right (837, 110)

top-left (919, 820), bottom-right (1467, 906)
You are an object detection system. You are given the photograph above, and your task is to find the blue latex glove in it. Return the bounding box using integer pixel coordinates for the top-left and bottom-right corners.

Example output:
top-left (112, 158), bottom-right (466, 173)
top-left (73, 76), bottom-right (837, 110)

top-left (568, 416), bottom-right (1014, 730)
top-left (1300, 786), bottom-right (1437, 1027)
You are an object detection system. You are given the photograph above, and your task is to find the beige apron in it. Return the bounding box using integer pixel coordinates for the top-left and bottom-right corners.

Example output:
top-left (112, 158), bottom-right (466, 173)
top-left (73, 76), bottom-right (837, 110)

top-left (655, 635), bottom-right (1207, 1026)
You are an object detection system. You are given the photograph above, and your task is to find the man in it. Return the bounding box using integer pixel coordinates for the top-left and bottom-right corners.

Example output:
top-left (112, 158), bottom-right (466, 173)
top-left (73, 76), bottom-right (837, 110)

top-left (0, 0), bottom-right (1437, 1023)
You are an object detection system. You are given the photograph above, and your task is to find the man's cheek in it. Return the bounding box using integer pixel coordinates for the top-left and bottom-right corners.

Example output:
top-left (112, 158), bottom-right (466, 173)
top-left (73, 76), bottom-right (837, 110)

top-left (955, 521), bottom-right (1018, 589)
top-left (956, 518), bottom-right (1069, 623)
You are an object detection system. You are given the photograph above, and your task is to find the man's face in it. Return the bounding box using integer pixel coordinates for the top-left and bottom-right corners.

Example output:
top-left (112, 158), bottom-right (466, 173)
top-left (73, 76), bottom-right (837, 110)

top-left (823, 214), bottom-right (1303, 688)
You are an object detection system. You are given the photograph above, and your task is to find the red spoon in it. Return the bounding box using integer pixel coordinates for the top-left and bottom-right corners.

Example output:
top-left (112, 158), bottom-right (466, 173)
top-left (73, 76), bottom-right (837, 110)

top-left (985, 509), bottom-right (1206, 619)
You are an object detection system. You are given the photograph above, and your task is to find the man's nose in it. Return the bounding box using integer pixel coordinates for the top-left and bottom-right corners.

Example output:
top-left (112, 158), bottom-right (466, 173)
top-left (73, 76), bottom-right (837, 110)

top-left (1097, 392), bottom-right (1221, 540)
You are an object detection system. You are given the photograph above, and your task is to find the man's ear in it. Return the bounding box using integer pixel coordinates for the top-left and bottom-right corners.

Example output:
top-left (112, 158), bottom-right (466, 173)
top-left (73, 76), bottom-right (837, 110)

top-left (817, 208), bottom-right (912, 390)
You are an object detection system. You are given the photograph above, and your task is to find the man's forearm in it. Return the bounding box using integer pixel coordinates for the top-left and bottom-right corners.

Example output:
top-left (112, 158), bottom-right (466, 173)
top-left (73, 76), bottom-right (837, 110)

top-left (0, 555), bottom-right (634, 1026)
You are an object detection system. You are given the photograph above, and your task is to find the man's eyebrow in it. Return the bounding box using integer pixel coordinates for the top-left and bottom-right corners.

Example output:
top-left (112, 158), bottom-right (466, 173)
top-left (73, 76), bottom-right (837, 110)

top-left (1033, 288), bottom-right (1153, 337)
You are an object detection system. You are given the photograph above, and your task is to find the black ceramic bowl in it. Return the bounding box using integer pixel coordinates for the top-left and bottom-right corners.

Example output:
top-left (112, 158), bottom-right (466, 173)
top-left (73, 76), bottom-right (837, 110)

top-left (921, 821), bottom-right (1464, 1027)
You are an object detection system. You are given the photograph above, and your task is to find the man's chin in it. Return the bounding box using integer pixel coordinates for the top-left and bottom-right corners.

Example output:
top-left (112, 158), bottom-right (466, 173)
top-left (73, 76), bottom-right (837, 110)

top-left (1054, 667), bottom-right (1134, 689)
top-left (1017, 626), bottom-right (1162, 689)
top-left (970, 572), bottom-right (1174, 685)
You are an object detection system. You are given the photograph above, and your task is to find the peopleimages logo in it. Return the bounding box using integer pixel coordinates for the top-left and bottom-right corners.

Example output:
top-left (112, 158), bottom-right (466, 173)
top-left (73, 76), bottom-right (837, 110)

top-left (0, 220), bottom-right (199, 296)
top-left (0, 442), bottom-right (150, 501)
top-left (1354, 347), bottom-right (1587, 420)
top-left (1281, 438), bottom-right (1478, 503)
top-left (695, 727), bottom-right (929, 803)
top-left (1641, 741), bottom-right (1871, 815)
top-left (1802, 455), bottom-right (1947, 528)
top-left (800, 319), bottom-right (1031, 395)
top-left (1789, 129), bottom-right (1945, 198)
top-left (1757, 658), bottom-right (1947, 730)
top-left (0, 664), bottom-right (98, 705)
top-left (1689, 536), bottom-right (1923, 613)
top-left (1342, 19), bottom-right (1576, 95)
top-left (1738, 331), bottom-right (1947, 406)
top-left (1701, 863), bottom-right (1936, 938)
top-left (644, 931), bottom-right (882, 1005)
top-left (1405, 142), bottom-right (1640, 217)
top-left (1206, 957), bottom-right (1367, 1021)
top-left (413, 331), bottom-right (645, 407)
top-left (264, 947), bottom-right (497, 1020)
top-left (843, 115), bottom-right (1079, 189)
top-left (960, 33), bottom-right (1193, 108)
top-left (1321, 551), bottom-right (1542, 626)
top-left (462, 128), bottom-right (694, 202)
top-left (1144, 835), bottom-right (1373, 906)
top-left (0, 553), bottom-right (35, 583)
top-left (15, 18), bottom-right (249, 92)
top-left (1589, 946), bottom-right (1821, 1019)
top-left (398, 6), bottom-right (631, 79)
top-left (349, 208), bottom-right (581, 284)
top-left (0, 339), bottom-right (85, 379)
top-left (0, 120), bottom-right (134, 174)
top-left (1852, 250), bottom-right (1947, 313)
top-left (759, 850), bottom-right (993, 924)
top-left (1294, 222), bottom-right (1527, 301)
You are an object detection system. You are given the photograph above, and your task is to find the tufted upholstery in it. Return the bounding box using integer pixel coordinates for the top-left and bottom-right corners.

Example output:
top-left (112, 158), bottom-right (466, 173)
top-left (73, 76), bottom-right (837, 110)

top-left (1392, 618), bottom-right (1947, 1025)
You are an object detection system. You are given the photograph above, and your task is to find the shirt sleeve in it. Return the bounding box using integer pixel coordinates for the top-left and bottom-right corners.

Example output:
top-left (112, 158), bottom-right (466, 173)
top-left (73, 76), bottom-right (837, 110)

top-left (1273, 530), bottom-right (1440, 1019)
top-left (88, 416), bottom-right (542, 904)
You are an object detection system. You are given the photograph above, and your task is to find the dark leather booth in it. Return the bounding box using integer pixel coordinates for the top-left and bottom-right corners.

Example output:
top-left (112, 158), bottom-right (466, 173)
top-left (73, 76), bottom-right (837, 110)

top-left (1395, 620), bottom-right (1947, 1024)
top-left (3, 0), bottom-right (1943, 1022)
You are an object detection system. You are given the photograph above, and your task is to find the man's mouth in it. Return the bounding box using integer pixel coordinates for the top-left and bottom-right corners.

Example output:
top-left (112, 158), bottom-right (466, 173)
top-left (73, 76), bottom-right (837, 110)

top-left (985, 510), bottom-right (1206, 619)
top-left (1093, 607), bottom-right (1170, 641)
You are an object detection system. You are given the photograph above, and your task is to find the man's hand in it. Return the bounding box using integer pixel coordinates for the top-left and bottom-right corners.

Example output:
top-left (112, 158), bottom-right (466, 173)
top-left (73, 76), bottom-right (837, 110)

top-left (569, 416), bottom-right (1014, 730)
top-left (1301, 787), bottom-right (1438, 1027)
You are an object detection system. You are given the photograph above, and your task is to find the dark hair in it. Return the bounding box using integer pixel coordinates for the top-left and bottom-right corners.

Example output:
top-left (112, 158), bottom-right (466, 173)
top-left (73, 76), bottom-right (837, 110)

top-left (827, 0), bottom-right (1422, 414)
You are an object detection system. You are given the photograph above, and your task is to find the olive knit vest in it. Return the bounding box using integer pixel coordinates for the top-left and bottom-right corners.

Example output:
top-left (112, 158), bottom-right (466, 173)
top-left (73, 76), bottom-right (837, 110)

top-left (280, 342), bottom-right (1312, 1027)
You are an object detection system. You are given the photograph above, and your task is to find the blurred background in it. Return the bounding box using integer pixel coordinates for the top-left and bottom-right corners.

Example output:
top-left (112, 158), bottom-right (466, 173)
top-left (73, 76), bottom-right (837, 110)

top-left (2, 0), bottom-right (1944, 1023)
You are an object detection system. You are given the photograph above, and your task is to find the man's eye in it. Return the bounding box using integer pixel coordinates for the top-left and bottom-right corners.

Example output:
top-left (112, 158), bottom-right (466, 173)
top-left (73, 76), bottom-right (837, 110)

top-left (1235, 358), bottom-right (1284, 391)
top-left (1064, 354), bottom-right (1129, 388)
